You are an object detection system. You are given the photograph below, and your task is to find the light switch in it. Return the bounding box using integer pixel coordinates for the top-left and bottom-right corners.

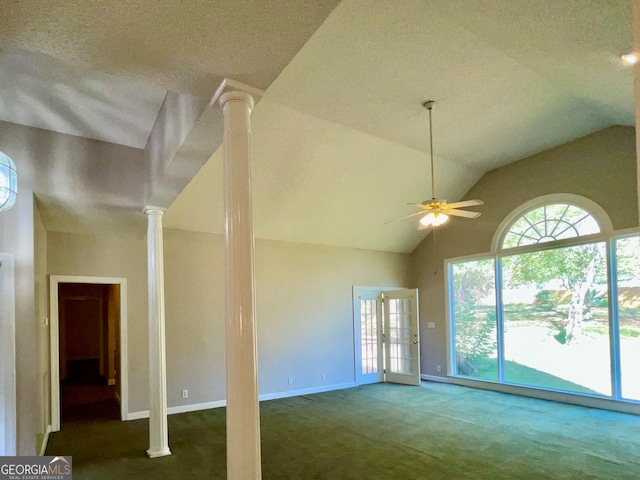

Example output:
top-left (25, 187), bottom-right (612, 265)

top-left (427, 322), bottom-right (436, 329)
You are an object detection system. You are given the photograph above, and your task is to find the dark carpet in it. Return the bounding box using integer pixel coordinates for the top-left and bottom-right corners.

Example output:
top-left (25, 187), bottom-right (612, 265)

top-left (46, 382), bottom-right (640, 479)
top-left (61, 358), bottom-right (119, 424)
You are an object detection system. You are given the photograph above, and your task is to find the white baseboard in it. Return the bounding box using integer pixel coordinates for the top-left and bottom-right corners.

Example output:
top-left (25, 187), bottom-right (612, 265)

top-left (421, 374), bottom-right (450, 382)
top-left (38, 425), bottom-right (52, 456)
top-left (127, 410), bottom-right (150, 420)
top-left (126, 382), bottom-right (356, 420)
top-left (259, 382), bottom-right (356, 401)
top-left (169, 400), bottom-right (226, 415)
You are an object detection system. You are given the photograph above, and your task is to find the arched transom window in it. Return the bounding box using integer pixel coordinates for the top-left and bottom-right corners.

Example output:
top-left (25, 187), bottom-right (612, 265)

top-left (502, 204), bottom-right (600, 249)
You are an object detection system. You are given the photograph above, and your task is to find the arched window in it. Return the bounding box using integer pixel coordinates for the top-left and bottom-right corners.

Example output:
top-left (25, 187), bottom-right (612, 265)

top-left (447, 194), bottom-right (639, 406)
top-left (502, 204), bottom-right (600, 249)
top-left (492, 193), bottom-right (613, 252)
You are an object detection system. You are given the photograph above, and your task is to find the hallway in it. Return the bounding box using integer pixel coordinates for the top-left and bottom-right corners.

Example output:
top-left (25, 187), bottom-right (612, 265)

top-left (61, 359), bottom-right (119, 424)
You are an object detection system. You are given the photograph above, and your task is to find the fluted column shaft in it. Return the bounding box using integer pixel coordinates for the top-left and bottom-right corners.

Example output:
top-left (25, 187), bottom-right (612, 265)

top-left (219, 91), bottom-right (262, 480)
top-left (144, 207), bottom-right (171, 459)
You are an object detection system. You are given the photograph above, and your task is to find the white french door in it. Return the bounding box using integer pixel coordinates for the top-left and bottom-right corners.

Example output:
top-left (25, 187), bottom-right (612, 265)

top-left (353, 288), bottom-right (384, 385)
top-left (383, 289), bottom-right (420, 386)
top-left (353, 287), bottom-right (420, 386)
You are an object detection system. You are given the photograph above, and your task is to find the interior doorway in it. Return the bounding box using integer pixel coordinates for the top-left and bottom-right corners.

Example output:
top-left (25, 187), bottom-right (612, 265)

top-left (353, 286), bottom-right (421, 386)
top-left (50, 276), bottom-right (128, 431)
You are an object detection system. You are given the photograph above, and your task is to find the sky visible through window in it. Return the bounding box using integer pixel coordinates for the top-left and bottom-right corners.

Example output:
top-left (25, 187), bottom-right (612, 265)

top-left (503, 204), bottom-right (600, 249)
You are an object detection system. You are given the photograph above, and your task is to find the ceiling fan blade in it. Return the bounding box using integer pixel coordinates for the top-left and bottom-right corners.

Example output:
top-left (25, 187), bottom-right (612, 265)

top-left (447, 208), bottom-right (481, 219)
top-left (446, 199), bottom-right (484, 209)
top-left (384, 210), bottom-right (427, 225)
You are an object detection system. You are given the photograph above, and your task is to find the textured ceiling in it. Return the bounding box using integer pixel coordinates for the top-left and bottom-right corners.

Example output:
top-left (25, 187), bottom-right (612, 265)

top-left (265, 0), bottom-right (633, 171)
top-left (164, 99), bottom-right (482, 253)
top-left (0, 0), bottom-right (341, 96)
top-left (0, 47), bottom-right (167, 148)
top-left (0, 0), bottom-right (635, 252)
top-left (165, 0), bottom-right (635, 252)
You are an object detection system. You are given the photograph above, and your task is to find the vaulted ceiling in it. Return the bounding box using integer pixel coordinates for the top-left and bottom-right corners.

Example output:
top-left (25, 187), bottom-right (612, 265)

top-left (0, 0), bottom-right (635, 253)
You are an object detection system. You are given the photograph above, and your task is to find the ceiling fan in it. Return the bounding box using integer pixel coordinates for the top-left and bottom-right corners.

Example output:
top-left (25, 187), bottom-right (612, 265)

top-left (386, 100), bottom-right (483, 230)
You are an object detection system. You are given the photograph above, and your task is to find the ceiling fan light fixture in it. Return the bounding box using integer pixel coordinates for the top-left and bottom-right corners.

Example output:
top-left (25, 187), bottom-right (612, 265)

top-left (384, 100), bottom-right (482, 228)
top-left (420, 211), bottom-right (449, 227)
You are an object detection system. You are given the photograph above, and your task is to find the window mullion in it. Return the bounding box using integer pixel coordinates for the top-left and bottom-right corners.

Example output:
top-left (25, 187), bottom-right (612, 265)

top-left (446, 263), bottom-right (457, 376)
top-left (495, 256), bottom-right (505, 384)
top-left (607, 239), bottom-right (622, 399)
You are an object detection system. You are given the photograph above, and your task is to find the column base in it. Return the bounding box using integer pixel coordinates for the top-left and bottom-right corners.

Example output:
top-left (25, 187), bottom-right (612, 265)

top-left (146, 447), bottom-right (172, 458)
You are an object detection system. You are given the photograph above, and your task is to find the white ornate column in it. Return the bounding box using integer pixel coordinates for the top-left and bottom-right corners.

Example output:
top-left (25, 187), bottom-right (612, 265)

top-left (144, 206), bottom-right (171, 458)
top-left (219, 91), bottom-right (262, 480)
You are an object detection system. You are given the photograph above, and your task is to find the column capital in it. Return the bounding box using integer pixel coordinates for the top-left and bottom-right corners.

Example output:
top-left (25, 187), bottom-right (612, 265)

top-left (210, 78), bottom-right (264, 108)
top-left (219, 91), bottom-right (255, 110)
top-left (144, 206), bottom-right (166, 216)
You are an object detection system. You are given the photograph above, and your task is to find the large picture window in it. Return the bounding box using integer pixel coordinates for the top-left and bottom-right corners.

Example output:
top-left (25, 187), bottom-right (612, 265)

top-left (451, 259), bottom-right (497, 381)
top-left (448, 196), bottom-right (639, 403)
top-left (615, 236), bottom-right (640, 401)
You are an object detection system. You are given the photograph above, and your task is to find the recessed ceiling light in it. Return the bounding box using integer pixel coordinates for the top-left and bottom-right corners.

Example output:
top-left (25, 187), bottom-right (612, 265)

top-left (621, 52), bottom-right (639, 65)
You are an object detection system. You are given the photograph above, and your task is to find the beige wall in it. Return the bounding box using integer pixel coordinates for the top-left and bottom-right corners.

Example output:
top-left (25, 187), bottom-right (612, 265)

top-left (255, 236), bottom-right (410, 394)
top-left (411, 125), bottom-right (639, 377)
top-left (47, 232), bottom-right (149, 411)
top-left (47, 228), bottom-right (410, 414)
top-left (0, 130), bottom-right (37, 455)
top-left (0, 120), bottom-right (144, 453)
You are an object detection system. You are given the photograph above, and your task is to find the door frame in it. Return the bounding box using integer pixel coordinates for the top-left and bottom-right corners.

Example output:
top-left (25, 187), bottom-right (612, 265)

top-left (49, 275), bottom-right (128, 431)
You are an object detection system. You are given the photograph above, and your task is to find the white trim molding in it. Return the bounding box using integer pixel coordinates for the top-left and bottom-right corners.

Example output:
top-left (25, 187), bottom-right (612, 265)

top-left (126, 383), bottom-right (357, 421)
top-left (37, 425), bottom-right (52, 456)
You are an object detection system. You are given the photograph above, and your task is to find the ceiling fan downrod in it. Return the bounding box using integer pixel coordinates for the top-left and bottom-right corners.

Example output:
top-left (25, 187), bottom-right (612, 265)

top-left (423, 100), bottom-right (436, 201)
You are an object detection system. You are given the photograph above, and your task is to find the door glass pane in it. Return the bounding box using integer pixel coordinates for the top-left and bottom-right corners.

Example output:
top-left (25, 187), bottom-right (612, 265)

top-left (360, 299), bottom-right (378, 375)
top-left (388, 298), bottom-right (412, 374)
top-left (451, 259), bottom-right (498, 380)
top-left (616, 236), bottom-right (640, 401)
top-left (502, 242), bottom-right (610, 395)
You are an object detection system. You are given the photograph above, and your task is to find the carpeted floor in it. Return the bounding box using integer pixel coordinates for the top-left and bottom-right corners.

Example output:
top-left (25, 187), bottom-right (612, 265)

top-left (46, 382), bottom-right (640, 479)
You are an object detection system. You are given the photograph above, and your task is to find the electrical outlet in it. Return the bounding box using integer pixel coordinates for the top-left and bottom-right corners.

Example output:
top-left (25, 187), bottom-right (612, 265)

top-left (182, 389), bottom-right (188, 398)
top-left (288, 377), bottom-right (293, 385)
top-left (436, 365), bottom-right (442, 373)
top-left (322, 373), bottom-right (326, 381)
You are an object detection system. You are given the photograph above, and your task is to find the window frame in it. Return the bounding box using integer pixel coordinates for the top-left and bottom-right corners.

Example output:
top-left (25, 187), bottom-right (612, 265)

top-left (445, 193), bottom-right (639, 406)
top-left (491, 193), bottom-right (613, 253)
